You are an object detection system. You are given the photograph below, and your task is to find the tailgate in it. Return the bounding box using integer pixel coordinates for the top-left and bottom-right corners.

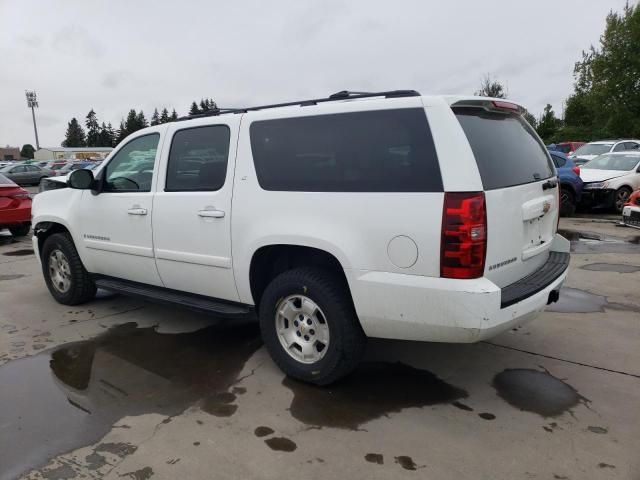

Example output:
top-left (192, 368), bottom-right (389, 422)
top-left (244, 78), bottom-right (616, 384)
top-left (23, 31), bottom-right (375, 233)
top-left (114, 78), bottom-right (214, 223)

top-left (453, 102), bottom-right (558, 288)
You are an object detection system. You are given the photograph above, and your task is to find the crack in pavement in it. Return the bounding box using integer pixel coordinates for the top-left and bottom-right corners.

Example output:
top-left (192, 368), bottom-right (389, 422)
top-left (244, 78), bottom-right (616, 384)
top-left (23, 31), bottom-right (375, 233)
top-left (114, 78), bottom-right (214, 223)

top-left (482, 341), bottom-right (640, 379)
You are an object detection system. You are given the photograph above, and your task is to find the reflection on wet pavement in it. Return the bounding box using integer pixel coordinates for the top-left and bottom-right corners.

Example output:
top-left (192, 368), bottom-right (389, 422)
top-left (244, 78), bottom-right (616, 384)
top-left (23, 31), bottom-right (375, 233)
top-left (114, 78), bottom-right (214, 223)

top-left (493, 369), bottom-right (587, 417)
top-left (283, 362), bottom-right (467, 429)
top-left (0, 322), bottom-right (261, 480)
top-left (557, 229), bottom-right (640, 254)
top-left (547, 287), bottom-right (640, 314)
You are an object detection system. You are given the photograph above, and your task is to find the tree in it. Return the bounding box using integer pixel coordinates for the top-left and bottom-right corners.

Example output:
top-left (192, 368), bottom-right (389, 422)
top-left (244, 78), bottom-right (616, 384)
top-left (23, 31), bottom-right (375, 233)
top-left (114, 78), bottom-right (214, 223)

top-left (170, 109), bottom-right (178, 121)
top-left (62, 118), bottom-right (87, 147)
top-left (150, 108), bottom-right (160, 126)
top-left (85, 109), bottom-right (100, 147)
top-left (565, 3), bottom-right (640, 138)
top-left (536, 104), bottom-right (561, 143)
top-left (199, 99), bottom-right (209, 112)
top-left (116, 119), bottom-right (127, 145)
top-left (522, 109), bottom-right (537, 129)
top-left (20, 144), bottom-right (35, 159)
top-left (475, 74), bottom-right (508, 98)
top-left (189, 101), bottom-right (200, 115)
top-left (106, 122), bottom-right (116, 147)
top-left (159, 108), bottom-right (170, 124)
top-left (136, 110), bottom-right (148, 129)
top-left (124, 109), bottom-right (138, 136)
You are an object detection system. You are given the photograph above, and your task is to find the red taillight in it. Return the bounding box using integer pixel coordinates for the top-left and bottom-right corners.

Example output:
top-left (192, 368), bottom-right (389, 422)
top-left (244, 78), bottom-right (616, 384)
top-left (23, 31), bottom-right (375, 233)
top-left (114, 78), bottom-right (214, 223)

top-left (491, 100), bottom-right (520, 112)
top-left (441, 192), bottom-right (487, 279)
top-left (572, 166), bottom-right (580, 176)
top-left (9, 193), bottom-right (30, 200)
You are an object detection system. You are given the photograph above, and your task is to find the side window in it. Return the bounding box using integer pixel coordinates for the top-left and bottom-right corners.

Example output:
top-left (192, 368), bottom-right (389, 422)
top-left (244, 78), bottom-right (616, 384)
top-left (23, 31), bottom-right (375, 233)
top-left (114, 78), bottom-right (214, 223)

top-left (249, 109), bottom-right (442, 192)
top-left (28, 166), bottom-right (40, 172)
top-left (613, 143), bottom-right (626, 152)
top-left (551, 154), bottom-right (566, 168)
top-left (625, 142), bottom-right (639, 150)
top-left (165, 125), bottom-right (230, 191)
top-left (103, 134), bottom-right (160, 192)
top-left (11, 166), bottom-right (25, 173)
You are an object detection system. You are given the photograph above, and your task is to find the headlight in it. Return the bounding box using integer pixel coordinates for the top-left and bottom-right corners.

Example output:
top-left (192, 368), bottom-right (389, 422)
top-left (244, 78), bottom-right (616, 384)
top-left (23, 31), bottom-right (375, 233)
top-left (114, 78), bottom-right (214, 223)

top-left (583, 181), bottom-right (607, 190)
top-left (39, 178), bottom-right (68, 193)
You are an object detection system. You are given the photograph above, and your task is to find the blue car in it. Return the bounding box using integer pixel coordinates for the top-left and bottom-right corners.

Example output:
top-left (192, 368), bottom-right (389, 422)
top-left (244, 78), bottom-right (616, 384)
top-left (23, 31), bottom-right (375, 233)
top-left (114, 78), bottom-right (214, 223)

top-left (548, 150), bottom-right (583, 216)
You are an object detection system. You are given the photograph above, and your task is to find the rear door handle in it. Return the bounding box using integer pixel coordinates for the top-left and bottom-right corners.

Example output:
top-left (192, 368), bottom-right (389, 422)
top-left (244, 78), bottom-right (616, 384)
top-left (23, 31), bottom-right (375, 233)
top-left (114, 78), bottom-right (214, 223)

top-left (198, 209), bottom-right (225, 218)
top-left (127, 207), bottom-right (148, 216)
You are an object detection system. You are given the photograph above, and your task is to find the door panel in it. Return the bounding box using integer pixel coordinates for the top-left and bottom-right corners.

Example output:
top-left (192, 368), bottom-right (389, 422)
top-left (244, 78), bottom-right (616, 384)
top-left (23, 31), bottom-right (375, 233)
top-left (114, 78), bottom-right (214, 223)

top-left (75, 132), bottom-right (164, 286)
top-left (152, 120), bottom-right (240, 302)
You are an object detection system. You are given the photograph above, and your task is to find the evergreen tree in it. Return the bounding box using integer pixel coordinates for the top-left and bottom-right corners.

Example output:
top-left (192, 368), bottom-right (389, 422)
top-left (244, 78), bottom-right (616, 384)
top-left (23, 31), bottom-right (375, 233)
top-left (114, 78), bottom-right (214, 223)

top-left (150, 108), bottom-right (160, 126)
top-left (170, 109), bottom-right (178, 121)
top-left (522, 109), bottom-right (538, 130)
top-left (62, 118), bottom-right (87, 147)
top-left (200, 99), bottom-right (209, 112)
top-left (160, 108), bottom-right (170, 124)
top-left (536, 104), bottom-right (561, 142)
top-left (106, 122), bottom-right (116, 147)
top-left (20, 144), bottom-right (35, 159)
top-left (97, 122), bottom-right (109, 147)
top-left (124, 109), bottom-right (138, 135)
top-left (475, 74), bottom-right (507, 98)
top-left (207, 98), bottom-right (217, 110)
top-left (116, 118), bottom-right (128, 144)
top-left (136, 110), bottom-right (148, 129)
top-left (189, 101), bottom-right (200, 115)
top-left (85, 109), bottom-right (100, 147)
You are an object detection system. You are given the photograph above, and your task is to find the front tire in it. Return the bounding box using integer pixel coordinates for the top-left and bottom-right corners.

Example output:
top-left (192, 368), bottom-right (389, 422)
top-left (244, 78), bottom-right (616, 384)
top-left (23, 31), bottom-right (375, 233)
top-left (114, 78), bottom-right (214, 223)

top-left (559, 187), bottom-right (576, 217)
top-left (614, 187), bottom-right (631, 213)
top-left (259, 267), bottom-right (366, 385)
top-left (41, 233), bottom-right (96, 305)
top-left (9, 223), bottom-right (31, 237)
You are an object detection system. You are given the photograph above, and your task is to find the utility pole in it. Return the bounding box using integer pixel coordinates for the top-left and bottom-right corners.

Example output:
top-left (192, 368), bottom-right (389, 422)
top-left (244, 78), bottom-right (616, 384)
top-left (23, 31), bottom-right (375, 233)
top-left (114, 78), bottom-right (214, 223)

top-left (25, 90), bottom-right (40, 150)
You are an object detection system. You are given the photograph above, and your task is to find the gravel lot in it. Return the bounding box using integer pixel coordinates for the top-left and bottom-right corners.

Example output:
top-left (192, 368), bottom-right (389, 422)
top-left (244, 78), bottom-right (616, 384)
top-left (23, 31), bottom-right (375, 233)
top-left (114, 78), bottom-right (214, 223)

top-left (1, 212), bottom-right (639, 480)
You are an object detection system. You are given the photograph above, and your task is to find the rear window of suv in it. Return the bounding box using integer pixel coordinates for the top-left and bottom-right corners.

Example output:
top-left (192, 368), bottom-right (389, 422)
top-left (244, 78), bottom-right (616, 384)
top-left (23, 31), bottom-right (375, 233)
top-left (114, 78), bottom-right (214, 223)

top-left (454, 107), bottom-right (554, 190)
top-left (249, 108), bottom-right (442, 192)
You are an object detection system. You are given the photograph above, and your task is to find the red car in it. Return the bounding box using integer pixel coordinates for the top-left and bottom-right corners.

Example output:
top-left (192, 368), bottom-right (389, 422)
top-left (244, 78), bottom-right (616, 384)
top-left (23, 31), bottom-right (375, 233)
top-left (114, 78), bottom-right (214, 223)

top-left (556, 141), bottom-right (585, 156)
top-left (0, 173), bottom-right (32, 237)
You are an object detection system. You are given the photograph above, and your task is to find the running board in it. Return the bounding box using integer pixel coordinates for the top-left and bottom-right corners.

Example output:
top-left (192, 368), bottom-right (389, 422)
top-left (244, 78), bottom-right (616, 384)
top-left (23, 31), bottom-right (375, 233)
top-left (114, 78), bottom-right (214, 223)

top-left (94, 277), bottom-right (253, 318)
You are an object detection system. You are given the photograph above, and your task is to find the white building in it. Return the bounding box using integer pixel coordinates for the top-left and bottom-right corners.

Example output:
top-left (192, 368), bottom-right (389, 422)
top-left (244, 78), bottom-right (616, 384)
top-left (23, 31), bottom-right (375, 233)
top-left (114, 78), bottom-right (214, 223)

top-left (34, 147), bottom-right (113, 161)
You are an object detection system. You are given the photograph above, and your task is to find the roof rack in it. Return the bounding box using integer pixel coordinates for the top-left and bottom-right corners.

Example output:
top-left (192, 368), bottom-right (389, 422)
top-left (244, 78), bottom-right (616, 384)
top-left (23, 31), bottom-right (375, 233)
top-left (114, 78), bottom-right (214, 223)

top-left (176, 90), bottom-right (420, 121)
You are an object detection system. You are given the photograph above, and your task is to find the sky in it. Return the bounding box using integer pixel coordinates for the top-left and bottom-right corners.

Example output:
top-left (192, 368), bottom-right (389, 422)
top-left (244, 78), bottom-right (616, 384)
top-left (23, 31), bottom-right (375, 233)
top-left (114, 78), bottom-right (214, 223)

top-left (0, 0), bottom-right (631, 149)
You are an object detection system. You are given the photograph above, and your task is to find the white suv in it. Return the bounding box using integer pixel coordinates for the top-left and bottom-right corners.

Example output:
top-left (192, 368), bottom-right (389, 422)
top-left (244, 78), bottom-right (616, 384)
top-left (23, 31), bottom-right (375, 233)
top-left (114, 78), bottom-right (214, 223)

top-left (32, 90), bottom-right (570, 385)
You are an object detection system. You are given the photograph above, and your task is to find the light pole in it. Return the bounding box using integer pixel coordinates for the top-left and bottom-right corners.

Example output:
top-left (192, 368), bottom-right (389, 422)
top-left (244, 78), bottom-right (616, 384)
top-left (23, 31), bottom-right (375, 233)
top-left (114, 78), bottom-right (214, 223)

top-left (25, 90), bottom-right (40, 150)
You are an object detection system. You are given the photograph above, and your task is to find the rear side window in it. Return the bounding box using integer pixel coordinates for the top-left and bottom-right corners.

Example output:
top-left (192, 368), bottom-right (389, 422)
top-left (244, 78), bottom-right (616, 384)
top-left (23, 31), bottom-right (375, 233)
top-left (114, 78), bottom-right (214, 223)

top-left (551, 153), bottom-right (566, 168)
top-left (249, 108), bottom-right (442, 192)
top-left (166, 126), bottom-right (230, 191)
top-left (454, 107), bottom-right (554, 190)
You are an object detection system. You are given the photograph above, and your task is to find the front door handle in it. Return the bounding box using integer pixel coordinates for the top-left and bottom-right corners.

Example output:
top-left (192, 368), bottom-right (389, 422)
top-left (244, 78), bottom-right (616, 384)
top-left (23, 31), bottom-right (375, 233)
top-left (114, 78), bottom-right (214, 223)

top-left (127, 207), bottom-right (148, 216)
top-left (198, 209), bottom-right (225, 218)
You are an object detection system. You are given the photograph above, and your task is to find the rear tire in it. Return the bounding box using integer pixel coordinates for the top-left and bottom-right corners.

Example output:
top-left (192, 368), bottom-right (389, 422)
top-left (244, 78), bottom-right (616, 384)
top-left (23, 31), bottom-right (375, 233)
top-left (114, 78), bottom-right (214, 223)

top-left (9, 223), bottom-right (31, 237)
top-left (41, 233), bottom-right (96, 305)
top-left (559, 187), bottom-right (576, 217)
top-left (258, 267), bottom-right (366, 385)
top-left (614, 186), bottom-right (631, 213)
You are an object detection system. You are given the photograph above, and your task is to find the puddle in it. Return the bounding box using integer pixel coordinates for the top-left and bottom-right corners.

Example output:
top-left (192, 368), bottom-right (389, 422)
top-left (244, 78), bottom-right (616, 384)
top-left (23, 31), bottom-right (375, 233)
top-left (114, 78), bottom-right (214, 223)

top-left (365, 453), bottom-right (384, 465)
top-left (547, 287), bottom-right (640, 314)
top-left (2, 248), bottom-right (34, 256)
top-left (264, 437), bottom-right (297, 452)
top-left (557, 229), bottom-right (639, 254)
top-left (0, 274), bottom-right (25, 281)
top-left (395, 455), bottom-right (419, 471)
top-left (254, 426), bottom-right (274, 437)
top-left (580, 263), bottom-right (640, 273)
top-left (492, 369), bottom-right (587, 417)
top-left (0, 236), bottom-right (18, 246)
top-left (283, 362), bottom-right (467, 429)
top-left (0, 321), bottom-right (261, 480)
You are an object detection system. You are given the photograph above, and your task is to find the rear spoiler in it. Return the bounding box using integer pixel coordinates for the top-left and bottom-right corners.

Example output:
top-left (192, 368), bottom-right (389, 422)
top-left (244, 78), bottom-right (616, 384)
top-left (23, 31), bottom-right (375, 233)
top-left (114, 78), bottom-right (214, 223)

top-left (451, 98), bottom-right (523, 115)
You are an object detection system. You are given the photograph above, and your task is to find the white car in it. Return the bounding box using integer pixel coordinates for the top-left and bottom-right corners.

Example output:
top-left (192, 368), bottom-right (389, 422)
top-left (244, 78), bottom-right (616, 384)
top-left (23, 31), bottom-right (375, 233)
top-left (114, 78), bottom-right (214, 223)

top-left (580, 152), bottom-right (640, 212)
top-left (31, 90), bottom-right (570, 385)
top-left (571, 139), bottom-right (640, 165)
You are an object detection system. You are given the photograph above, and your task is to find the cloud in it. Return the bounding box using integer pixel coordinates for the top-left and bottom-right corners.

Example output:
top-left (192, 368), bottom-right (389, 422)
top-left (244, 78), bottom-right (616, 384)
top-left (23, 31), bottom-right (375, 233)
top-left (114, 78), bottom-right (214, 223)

top-left (102, 70), bottom-right (132, 89)
top-left (51, 25), bottom-right (104, 58)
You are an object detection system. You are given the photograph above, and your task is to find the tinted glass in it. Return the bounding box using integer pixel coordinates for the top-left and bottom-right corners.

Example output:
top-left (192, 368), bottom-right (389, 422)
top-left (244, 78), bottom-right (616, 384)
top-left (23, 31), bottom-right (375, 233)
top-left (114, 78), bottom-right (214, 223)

top-left (166, 126), bottom-right (230, 191)
top-left (556, 144), bottom-right (572, 154)
top-left (454, 107), bottom-right (554, 190)
top-left (550, 153), bottom-right (566, 168)
top-left (582, 154), bottom-right (640, 171)
top-left (250, 108), bottom-right (442, 192)
top-left (625, 142), bottom-right (639, 150)
top-left (103, 134), bottom-right (159, 192)
top-left (11, 166), bottom-right (26, 173)
top-left (613, 143), bottom-right (626, 152)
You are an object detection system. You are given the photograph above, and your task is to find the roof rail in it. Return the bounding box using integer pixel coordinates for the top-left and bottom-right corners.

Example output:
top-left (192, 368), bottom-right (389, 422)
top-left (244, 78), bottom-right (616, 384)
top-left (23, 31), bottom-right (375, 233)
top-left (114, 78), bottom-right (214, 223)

top-left (176, 89), bottom-right (420, 121)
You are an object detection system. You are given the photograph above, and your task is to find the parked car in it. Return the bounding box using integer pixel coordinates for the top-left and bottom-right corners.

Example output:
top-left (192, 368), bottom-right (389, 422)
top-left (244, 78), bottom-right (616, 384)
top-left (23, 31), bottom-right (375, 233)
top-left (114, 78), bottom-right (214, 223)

top-left (0, 163), bottom-right (53, 186)
top-left (621, 189), bottom-right (640, 229)
top-left (555, 141), bottom-right (585, 156)
top-left (580, 152), bottom-right (640, 212)
top-left (0, 173), bottom-right (31, 237)
top-left (32, 90), bottom-right (570, 385)
top-left (548, 150), bottom-right (583, 216)
top-left (571, 140), bottom-right (640, 165)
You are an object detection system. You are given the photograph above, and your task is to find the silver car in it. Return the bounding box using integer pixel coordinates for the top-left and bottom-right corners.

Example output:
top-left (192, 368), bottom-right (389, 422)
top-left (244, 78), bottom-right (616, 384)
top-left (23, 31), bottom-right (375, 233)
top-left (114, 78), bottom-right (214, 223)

top-left (0, 164), bottom-right (54, 185)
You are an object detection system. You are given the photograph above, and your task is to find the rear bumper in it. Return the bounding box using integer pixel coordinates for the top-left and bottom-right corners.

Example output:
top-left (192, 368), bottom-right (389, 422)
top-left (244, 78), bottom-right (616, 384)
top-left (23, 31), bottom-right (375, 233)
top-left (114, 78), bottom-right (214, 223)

top-left (622, 205), bottom-right (640, 229)
top-left (0, 205), bottom-right (31, 227)
top-left (347, 235), bottom-right (570, 343)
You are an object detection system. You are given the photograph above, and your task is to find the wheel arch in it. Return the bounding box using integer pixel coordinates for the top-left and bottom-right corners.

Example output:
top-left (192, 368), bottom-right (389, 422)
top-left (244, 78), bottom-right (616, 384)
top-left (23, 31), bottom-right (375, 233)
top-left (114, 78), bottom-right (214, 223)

top-left (34, 220), bottom-right (72, 255)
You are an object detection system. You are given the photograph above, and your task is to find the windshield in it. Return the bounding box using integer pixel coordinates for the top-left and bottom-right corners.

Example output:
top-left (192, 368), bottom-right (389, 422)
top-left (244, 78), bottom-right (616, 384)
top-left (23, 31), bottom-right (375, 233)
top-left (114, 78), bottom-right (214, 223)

top-left (0, 165), bottom-right (16, 173)
top-left (582, 154), bottom-right (640, 171)
top-left (0, 173), bottom-right (17, 185)
top-left (574, 143), bottom-right (612, 156)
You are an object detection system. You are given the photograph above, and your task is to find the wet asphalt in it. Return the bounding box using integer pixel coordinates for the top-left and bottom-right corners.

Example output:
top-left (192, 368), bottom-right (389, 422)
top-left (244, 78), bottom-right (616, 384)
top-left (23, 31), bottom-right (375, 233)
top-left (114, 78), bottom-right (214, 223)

top-left (0, 212), bottom-right (639, 480)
